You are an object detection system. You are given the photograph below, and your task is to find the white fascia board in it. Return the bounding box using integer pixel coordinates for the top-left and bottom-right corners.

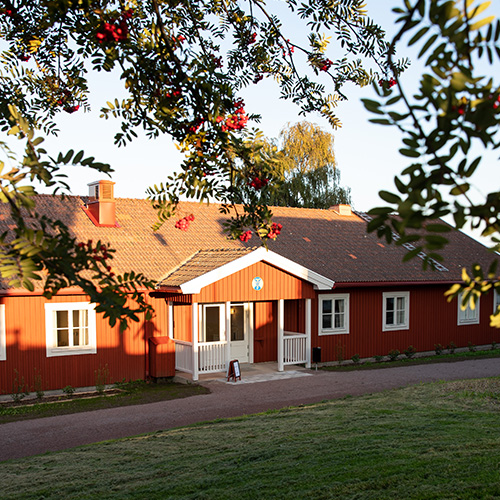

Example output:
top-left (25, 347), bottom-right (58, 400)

top-left (180, 247), bottom-right (334, 294)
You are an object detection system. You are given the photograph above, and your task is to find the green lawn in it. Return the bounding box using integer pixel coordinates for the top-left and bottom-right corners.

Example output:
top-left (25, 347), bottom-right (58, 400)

top-left (2, 378), bottom-right (500, 499)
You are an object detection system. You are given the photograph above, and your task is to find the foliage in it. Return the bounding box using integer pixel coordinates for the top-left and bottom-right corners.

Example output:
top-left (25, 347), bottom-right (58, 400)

top-left (403, 345), bottom-right (417, 358)
top-left (10, 369), bottom-right (29, 402)
top-left (434, 343), bottom-right (443, 355)
top-left (351, 353), bottom-right (361, 364)
top-left (448, 340), bottom-right (457, 353)
top-left (62, 385), bottom-right (75, 397)
top-left (468, 341), bottom-right (476, 352)
top-left (388, 348), bottom-right (400, 361)
top-left (0, 0), bottom-right (407, 322)
top-left (361, 0), bottom-right (500, 326)
top-left (374, 354), bottom-right (385, 362)
top-left (34, 368), bottom-right (44, 400)
top-left (95, 364), bottom-right (109, 394)
top-left (267, 121), bottom-right (351, 209)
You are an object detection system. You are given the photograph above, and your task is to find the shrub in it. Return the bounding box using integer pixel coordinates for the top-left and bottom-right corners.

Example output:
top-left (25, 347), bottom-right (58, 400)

top-left (63, 385), bottom-right (75, 397)
top-left (388, 349), bottom-right (400, 361)
top-left (351, 354), bottom-right (361, 365)
top-left (11, 369), bottom-right (29, 402)
top-left (468, 342), bottom-right (476, 352)
top-left (34, 368), bottom-right (44, 400)
top-left (447, 341), bottom-right (456, 354)
top-left (404, 346), bottom-right (417, 359)
top-left (95, 364), bottom-right (110, 394)
top-left (335, 344), bottom-right (344, 366)
top-left (434, 343), bottom-right (443, 355)
top-left (492, 342), bottom-right (497, 351)
top-left (374, 355), bottom-right (384, 363)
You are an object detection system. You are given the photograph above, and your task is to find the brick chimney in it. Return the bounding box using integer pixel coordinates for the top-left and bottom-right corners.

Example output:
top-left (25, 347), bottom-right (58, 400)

top-left (330, 204), bottom-right (352, 216)
top-left (83, 180), bottom-right (117, 227)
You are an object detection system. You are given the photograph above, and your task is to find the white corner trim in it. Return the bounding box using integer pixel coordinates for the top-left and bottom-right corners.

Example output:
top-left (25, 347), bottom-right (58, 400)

top-left (0, 304), bottom-right (5, 361)
top-left (180, 247), bottom-right (334, 294)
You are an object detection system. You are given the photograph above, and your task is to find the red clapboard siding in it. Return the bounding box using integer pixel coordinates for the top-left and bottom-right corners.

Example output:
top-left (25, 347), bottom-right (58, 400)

top-left (253, 301), bottom-right (278, 362)
top-left (0, 293), bottom-right (160, 394)
top-left (311, 285), bottom-right (499, 362)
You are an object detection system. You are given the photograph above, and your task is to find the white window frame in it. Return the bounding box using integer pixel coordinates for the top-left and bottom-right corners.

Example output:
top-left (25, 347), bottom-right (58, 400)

top-left (318, 294), bottom-right (350, 335)
top-left (0, 304), bottom-right (5, 361)
top-left (199, 304), bottom-right (225, 343)
top-left (494, 290), bottom-right (500, 315)
top-left (45, 302), bottom-right (97, 357)
top-left (458, 293), bottom-right (480, 325)
top-left (383, 292), bottom-right (410, 332)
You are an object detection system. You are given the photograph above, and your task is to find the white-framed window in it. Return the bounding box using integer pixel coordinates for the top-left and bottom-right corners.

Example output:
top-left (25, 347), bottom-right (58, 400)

top-left (458, 293), bottom-right (480, 325)
top-left (45, 302), bottom-right (97, 357)
top-left (383, 292), bottom-right (410, 331)
top-left (199, 304), bottom-right (224, 343)
top-left (319, 294), bottom-right (349, 335)
top-left (0, 304), bottom-right (5, 361)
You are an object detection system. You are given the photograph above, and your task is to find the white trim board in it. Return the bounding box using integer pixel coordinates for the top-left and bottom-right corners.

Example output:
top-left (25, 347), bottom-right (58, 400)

top-left (179, 247), bottom-right (335, 294)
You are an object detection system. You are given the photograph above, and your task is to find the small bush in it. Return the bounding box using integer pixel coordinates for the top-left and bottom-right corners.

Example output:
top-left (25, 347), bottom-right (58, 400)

top-left (95, 364), bottom-right (110, 394)
top-left (434, 343), bottom-right (443, 355)
top-left (404, 346), bottom-right (417, 359)
top-left (63, 385), bottom-right (75, 397)
top-left (388, 349), bottom-right (400, 361)
top-left (447, 341), bottom-right (456, 354)
top-left (374, 355), bottom-right (384, 363)
top-left (11, 369), bottom-right (29, 402)
top-left (335, 344), bottom-right (344, 366)
top-left (492, 342), bottom-right (497, 351)
top-left (468, 342), bottom-right (476, 352)
top-left (351, 354), bottom-right (361, 365)
top-left (34, 368), bottom-right (44, 400)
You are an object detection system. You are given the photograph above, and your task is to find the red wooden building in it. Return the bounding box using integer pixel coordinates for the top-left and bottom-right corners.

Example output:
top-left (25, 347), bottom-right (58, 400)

top-left (0, 180), bottom-right (498, 392)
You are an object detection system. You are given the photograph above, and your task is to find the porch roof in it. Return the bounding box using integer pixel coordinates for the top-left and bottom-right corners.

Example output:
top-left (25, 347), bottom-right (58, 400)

top-left (156, 247), bottom-right (334, 294)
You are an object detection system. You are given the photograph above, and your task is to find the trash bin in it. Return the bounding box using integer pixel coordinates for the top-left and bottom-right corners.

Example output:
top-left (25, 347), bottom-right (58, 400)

top-left (312, 347), bottom-right (321, 364)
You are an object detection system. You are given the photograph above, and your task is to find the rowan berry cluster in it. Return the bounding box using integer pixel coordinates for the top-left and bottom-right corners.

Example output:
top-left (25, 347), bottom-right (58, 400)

top-left (77, 240), bottom-right (114, 275)
top-left (0, 8), bottom-right (14, 16)
top-left (56, 89), bottom-right (79, 113)
top-left (248, 33), bottom-right (257, 45)
top-left (451, 97), bottom-right (468, 115)
top-left (175, 214), bottom-right (195, 231)
top-left (490, 94), bottom-right (500, 110)
top-left (216, 99), bottom-right (248, 131)
top-left (248, 176), bottom-right (268, 189)
top-left (379, 77), bottom-right (396, 88)
top-left (19, 54), bottom-right (30, 61)
top-left (320, 59), bottom-right (333, 72)
top-left (239, 230), bottom-right (252, 242)
top-left (96, 10), bottom-right (133, 44)
top-left (188, 118), bottom-right (205, 133)
top-left (268, 222), bottom-right (283, 240)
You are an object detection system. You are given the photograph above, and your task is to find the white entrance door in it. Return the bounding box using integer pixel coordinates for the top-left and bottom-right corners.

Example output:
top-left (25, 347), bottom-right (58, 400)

top-left (230, 303), bottom-right (251, 363)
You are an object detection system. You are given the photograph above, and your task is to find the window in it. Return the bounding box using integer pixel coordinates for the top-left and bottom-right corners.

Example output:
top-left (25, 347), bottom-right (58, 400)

top-left (319, 294), bottom-right (349, 335)
top-left (458, 293), bottom-right (480, 325)
top-left (383, 292), bottom-right (409, 331)
top-left (45, 302), bottom-right (97, 357)
top-left (494, 290), bottom-right (500, 315)
top-left (200, 304), bottom-right (224, 342)
top-left (0, 304), bottom-right (5, 361)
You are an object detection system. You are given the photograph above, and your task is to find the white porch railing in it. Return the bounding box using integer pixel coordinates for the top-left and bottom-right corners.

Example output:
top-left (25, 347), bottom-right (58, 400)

top-left (199, 341), bottom-right (227, 373)
top-left (283, 331), bottom-right (307, 365)
top-left (174, 339), bottom-right (193, 374)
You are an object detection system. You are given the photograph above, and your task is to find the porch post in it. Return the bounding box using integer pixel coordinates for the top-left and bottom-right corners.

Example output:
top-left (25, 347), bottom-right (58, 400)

top-left (192, 302), bottom-right (199, 381)
top-left (278, 299), bottom-right (284, 372)
top-left (167, 301), bottom-right (174, 339)
top-left (225, 301), bottom-right (231, 370)
top-left (305, 298), bottom-right (311, 369)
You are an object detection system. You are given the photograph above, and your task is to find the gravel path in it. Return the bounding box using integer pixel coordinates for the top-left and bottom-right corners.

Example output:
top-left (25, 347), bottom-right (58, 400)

top-left (1, 358), bottom-right (498, 462)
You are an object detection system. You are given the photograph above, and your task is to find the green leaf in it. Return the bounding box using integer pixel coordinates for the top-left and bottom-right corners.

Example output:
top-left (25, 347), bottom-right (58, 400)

top-left (399, 148), bottom-right (420, 158)
top-left (408, 27), bottom-right (429, 46)
top-left (470, 16), bottom-right (495, 31)
top-left (450, 183), bottom-right (470, 196)
top-left (379, 190), bottom-right (402, 204)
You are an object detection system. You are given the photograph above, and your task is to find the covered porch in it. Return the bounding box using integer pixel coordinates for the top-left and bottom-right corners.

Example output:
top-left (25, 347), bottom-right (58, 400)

top-left (152, 247), bottom-right (334, 382)
top-left (171, 298), bottom-right (312, 381)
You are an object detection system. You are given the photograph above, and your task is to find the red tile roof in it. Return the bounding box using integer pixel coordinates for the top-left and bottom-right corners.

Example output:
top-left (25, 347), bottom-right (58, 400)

top-left (0, 194), bottom-right (496, 290)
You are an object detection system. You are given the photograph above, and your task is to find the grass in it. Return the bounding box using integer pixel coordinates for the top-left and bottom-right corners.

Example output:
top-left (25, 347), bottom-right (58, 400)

top-left (2, 378), bottom-right (500, 499)
top-left (322, 346), bottom-right (500, 371)
top-left (0, 380), bottom-right (209, 424)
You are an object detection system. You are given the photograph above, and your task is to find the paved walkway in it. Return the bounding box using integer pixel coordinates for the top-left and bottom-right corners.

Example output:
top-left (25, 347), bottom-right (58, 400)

top-left (1, 358), bottom-right (499, 462)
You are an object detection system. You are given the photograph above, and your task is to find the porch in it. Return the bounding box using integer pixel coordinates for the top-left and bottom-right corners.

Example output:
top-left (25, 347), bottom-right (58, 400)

top-left (171, 298), bottom-right (312, 381)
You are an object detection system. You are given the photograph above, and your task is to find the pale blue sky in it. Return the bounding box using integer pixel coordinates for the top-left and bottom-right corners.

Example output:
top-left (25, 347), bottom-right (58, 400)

top-left (37, 1), bottom-right (499, 243)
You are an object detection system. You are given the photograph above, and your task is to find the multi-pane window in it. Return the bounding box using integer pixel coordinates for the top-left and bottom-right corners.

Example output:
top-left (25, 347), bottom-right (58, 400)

top-left (458, 293), bottom-right (480, 325)
top-left (319, 294), bottom-right (349, 335)
top-left (383, 292), bottom-right (409, 331)
top-left (45, 303), bottom-right (96, 357)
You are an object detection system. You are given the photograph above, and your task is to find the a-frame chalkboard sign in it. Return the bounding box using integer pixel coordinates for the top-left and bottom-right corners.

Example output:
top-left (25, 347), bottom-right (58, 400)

top-left (227, 359), bottom-right (241, 382)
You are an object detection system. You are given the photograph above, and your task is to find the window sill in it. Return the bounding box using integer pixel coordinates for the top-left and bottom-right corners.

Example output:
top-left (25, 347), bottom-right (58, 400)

top-left (46, 347), bottom-right (97, 358)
